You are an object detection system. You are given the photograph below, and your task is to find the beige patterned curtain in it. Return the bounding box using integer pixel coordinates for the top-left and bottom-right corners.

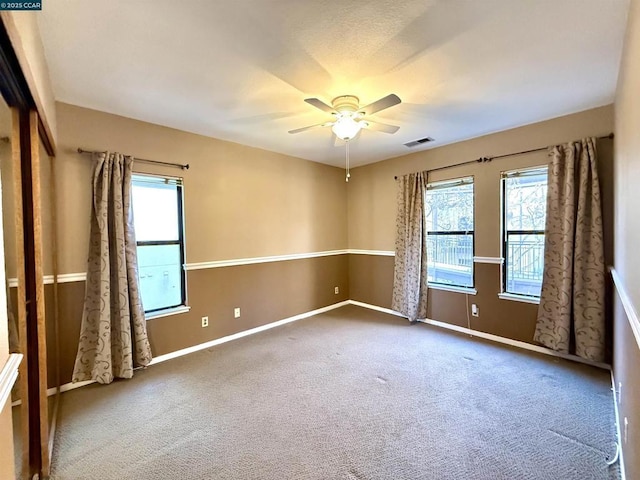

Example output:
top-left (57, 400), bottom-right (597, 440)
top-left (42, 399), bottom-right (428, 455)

top-left (73, 152), bottom-right (152, 384)
top-left (391, 172), bottom-right (429, 322)
top-left (534, 137), bottom-right (605, 362)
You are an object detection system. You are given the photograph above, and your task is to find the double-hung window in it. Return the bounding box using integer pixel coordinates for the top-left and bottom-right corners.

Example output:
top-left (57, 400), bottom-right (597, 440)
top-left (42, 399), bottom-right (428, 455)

top-left (425, 177), bottom-right (474, 288)
top-left (131, 174), bottom-right (186, 314)
top-left (501, 166), bottom-right (548, 298)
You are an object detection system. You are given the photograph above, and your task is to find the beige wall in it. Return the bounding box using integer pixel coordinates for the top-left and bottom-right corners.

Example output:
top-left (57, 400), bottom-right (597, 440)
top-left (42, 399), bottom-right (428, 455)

top-left (1, 12), bottom-right (57, 149)
top-left (348, 105), bottom-right (614, 254)
top-left (47, 102), bottom-right (350, 385)
top-left (55, 102), bottom-right (347, 274)
top-left (0, 101), bottom-right (10, 367)
top-left (0, 404), bottom-right (16, 480)
top-left (347, 106), bottom-right (615, 352)
top-left (615, 0), bottom-right (640, 309)
top-left (0, 100), bottom-right (15, 480)
top-left (613, 0), bottom-right (640, 477)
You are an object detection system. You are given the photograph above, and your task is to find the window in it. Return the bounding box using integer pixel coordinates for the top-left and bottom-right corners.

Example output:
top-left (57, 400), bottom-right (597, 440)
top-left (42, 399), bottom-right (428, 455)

top-left (132, 174), bottom-right (186, 314)
top-left (502, 166), bottom-right (548, 297)
top-left (425, 177), bottom-right (474, 288)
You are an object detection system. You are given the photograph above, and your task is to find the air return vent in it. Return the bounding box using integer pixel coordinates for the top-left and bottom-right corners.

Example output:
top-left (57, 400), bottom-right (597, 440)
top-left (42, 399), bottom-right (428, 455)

top-left (404, 137), bottom-right (434, 148)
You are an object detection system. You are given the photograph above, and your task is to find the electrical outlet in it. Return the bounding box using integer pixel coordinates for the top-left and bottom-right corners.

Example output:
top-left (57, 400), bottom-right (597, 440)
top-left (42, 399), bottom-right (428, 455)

top-left (618, 382), bottom-right (622, 403)
top-left (234, 307), bottom-right (241, 318)
top-left (471, 304), bottom-right (479, 317)
top-left (334, 286), bottom-right (339, 295)
top-left (201, 316), bottom-right (209, 328)
top-left (624, 417), bottom-right (629, 444)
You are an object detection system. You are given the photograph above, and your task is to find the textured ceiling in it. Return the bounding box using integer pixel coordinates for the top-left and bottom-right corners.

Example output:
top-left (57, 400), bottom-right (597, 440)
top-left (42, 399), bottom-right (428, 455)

top-left (38, 0), bottom-right (629, 168)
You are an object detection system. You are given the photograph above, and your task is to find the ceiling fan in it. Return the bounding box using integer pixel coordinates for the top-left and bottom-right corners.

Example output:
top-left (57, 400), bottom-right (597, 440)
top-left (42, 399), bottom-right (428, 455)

top-left (288, 94), bottom-right (402, 181)
top-left (289, 94), bottom-right (401, 140)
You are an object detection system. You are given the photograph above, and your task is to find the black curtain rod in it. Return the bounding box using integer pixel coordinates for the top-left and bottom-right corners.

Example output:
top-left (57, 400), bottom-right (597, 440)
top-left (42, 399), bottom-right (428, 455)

top-left (394, 133), bottom-right (614, 180)
top-left (77, 148), bottom-right (190, 170)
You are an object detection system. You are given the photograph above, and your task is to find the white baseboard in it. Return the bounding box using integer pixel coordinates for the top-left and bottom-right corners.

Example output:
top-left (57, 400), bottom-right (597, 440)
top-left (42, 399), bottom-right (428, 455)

top-left (38, 300), bottom-right (351, 398)
top-left (610, 371), bottom-right (626, 479)
top-left (149, 300), bottom-right (350, 365)
top-left (348, 300), bottom-right (405, 318)
top-left (36, 298), bottom-right (611, 403)
top-left (348, 300), bottom-right (610, 370)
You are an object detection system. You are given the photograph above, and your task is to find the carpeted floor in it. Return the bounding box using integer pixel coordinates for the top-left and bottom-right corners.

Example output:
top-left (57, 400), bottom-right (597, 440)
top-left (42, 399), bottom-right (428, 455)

top-left (50, 305), bottom-right (620, 479)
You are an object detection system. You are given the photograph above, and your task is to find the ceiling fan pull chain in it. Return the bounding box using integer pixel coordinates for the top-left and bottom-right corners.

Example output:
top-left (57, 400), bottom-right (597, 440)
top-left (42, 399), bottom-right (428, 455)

top-left (345, 140), bottom-right (351, 182)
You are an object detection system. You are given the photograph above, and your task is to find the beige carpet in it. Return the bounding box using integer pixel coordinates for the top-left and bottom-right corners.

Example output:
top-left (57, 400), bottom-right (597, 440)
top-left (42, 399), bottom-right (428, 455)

top-left (50, 305), bottom-right (620, 479)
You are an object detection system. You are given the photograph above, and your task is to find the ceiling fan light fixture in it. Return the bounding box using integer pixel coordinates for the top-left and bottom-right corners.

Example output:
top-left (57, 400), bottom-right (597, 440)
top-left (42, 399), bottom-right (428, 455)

top-left (331, 115), bottom-right (362, 140)
top-left (291, 93), bottom-right (402, 182)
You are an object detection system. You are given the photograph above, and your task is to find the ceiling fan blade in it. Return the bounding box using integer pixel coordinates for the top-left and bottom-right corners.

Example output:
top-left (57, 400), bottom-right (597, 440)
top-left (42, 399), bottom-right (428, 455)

top-left (360, 94), bottom-right (401, 115)
top-left (304, 98), bottom-right (336, 113)
top-left (288, 122), bottom-right (332, 134)
top-left (364, 120), bottom-right (400, 134)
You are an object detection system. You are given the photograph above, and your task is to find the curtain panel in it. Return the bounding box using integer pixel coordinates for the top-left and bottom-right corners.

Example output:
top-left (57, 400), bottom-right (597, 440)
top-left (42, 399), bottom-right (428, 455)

top-left (391, 172), bottom-right (429, 322)
top-left (73, 152), bottom-right (152, 384)
top-left (534, 137), bottom-right (606, 362)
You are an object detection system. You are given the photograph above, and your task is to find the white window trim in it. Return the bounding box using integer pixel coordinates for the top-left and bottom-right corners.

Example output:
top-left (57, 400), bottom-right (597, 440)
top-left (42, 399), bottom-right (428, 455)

top-left (146, 305), bottom-right (191, 321)
top-left (498, 292), bottom-right (540, 305)
top-left (426, 175), bottom-right (475, 291)
top-left (133, 173), bottom-right (187, 315)
top-left (501, 165), bottom-right (547, 301)
top-left (428, 283), bottom-right (477, 295)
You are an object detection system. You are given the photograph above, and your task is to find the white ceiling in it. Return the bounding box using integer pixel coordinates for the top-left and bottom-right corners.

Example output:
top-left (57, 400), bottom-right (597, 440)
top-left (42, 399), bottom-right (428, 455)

top-left (38, 0), bottom-right (629, 168)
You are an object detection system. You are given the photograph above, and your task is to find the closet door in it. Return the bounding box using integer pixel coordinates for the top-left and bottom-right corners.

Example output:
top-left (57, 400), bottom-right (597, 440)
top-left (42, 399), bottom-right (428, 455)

top-left (0, 18), bottom-right (58, 479)
top-left (5, 109), bottom-right (51, 479)
top-left (0, 83), bottom-right (19, 480)
top-left (26, 110), bottom-right (50, 477)
top-left (0, 108), bottom-right (54, 480)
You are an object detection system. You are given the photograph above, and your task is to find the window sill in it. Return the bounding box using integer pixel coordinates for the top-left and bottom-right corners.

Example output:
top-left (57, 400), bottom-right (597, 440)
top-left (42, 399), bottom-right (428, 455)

top-left (498, 293), bottom-right (540, 305)
top-left (146, 305), bottom-right (191, 320)
top-left (428, 283), bottom-right (477, 295)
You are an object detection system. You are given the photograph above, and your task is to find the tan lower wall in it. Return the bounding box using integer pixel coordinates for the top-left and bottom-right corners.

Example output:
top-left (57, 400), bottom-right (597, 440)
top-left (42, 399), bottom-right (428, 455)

top-left (349, 254), bottom-right (539, 344)
top-left (45, 254), bottom-right (349, 387)
top-left (612, 285), bottom-right (640, 478)
top-left (0, 402), bottom-right (15, 480)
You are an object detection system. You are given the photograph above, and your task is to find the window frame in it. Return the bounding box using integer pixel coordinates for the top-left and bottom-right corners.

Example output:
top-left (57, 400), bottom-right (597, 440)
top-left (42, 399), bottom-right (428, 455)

top-left (424, 176), bottom-right (475, 289)
top-left (132, 172), bottom-right (187, 315)
top-left (500, 165), bottom-right (548, 299)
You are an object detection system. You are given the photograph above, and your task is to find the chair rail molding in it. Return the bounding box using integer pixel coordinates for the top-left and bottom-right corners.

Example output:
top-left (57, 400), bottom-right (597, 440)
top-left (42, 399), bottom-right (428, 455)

top-left (610, 267), bottom-right (640, 349)
top-left (0, 353), bottom-right (23, 410)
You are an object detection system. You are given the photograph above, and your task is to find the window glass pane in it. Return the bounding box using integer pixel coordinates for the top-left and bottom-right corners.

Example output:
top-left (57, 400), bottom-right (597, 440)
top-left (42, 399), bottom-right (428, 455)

top-left (425, 183), bottom-right (474, 232)
top-left (132, 181), bottom-right (179, 241)
top-left (137, 244), bottom-right (182, 311)
top-left (426, 234), bottom-right (474, 287)
top-left (425, 179), bottom-right (474, 288)
top-left (505, 171), bottom-right (547, 231)
top-left (506, 233), bottom-right (545, 296)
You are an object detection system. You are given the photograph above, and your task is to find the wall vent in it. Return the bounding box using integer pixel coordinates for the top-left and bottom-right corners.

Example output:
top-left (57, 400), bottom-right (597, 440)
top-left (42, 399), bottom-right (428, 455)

top-left (404, 137), bottom-right (434, 148)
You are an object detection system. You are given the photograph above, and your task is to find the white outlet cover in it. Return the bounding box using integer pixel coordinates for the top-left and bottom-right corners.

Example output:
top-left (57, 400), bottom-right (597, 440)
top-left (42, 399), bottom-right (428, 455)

top-left (618, 382), bottom-right (622, 403)
top-left (201, 316), bottom-right (209, 327)
top-left (234, 308), bottom-right (241, 318)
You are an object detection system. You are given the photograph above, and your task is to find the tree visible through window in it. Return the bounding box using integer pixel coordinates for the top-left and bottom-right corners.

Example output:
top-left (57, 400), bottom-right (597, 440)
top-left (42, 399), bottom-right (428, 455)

top-left (425, 177), bottom-right (474, 288)
top-left (131, 174), bottom-right (186, 313)
top-left (502, 167), bottom-right (548, 297)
